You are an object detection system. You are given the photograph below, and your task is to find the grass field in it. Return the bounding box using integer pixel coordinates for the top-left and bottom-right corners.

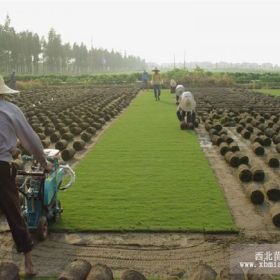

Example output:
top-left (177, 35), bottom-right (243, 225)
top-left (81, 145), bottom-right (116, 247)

top-left (255, 89), bottom-right (280, 96)
top-left (54, 90), bottom-right (236, 232)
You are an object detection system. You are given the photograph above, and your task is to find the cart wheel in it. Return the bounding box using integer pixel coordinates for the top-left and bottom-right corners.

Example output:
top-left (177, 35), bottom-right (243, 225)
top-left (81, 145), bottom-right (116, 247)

top-left (37, 216), bottom-right (48, 241)
top-left (53, 200), bottom-right (62, 222)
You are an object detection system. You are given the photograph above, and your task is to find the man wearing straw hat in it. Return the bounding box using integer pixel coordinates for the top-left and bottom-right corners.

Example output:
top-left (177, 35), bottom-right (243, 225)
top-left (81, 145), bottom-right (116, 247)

top-left (151, 67), bottom-right (163, 101)
top-left (0, 76), bottom-right (52, 276)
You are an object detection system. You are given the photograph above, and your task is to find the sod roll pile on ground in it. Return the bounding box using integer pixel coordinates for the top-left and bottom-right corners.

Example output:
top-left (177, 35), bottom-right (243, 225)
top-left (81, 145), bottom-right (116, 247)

top-left (55, 90), bottom-right (236, 232)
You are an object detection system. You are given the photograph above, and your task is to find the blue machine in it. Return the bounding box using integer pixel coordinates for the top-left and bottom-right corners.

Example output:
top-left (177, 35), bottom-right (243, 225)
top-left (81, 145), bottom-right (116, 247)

top-left (17, 149), bottom-right (75, 240)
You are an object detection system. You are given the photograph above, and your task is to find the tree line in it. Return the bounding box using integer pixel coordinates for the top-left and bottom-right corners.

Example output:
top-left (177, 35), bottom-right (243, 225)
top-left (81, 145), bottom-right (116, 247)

top-left (0, 16), bottom-right (146, 75)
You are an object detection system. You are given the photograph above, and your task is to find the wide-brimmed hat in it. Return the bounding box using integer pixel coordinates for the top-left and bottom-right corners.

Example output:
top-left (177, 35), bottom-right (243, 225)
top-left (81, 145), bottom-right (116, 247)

top-left (152, 67), bottom-right (160, 72)
top-left (0, 76), bottom-right (19, 94)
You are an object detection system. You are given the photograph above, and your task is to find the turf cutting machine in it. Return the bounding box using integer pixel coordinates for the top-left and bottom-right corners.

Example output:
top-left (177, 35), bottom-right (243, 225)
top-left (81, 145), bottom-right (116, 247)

top-left (17, 149), bottom-right (75, 240)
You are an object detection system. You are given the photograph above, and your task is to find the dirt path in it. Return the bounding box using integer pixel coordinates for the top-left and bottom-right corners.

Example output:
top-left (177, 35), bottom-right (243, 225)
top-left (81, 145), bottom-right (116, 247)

top-left (0, 230), bottom-right (237, 278)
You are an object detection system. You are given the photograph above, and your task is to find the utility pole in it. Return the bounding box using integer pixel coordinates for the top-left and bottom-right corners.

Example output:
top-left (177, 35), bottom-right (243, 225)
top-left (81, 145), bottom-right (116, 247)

top-left (184, 50), bottom-right (186, 70)
top-left (173, 54), bottom-right (176, 69)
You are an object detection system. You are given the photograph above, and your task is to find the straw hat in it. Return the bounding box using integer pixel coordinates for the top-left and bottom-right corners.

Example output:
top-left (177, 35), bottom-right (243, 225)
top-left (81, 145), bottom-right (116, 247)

top-left (152, 67), bottom-right (160, 72)
top-left (0, 76), bottom-right (19, 94)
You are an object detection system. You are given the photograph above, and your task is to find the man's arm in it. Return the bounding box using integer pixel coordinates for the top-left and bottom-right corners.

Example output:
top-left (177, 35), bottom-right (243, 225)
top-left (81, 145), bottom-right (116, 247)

top-left (13, 107), bottom-right (47, 168)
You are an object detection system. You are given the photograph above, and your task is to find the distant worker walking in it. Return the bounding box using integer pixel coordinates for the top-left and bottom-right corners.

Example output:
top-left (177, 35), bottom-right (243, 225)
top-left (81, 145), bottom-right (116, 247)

top-left (170, 79), bottom-right (177, 94)
top-left (151, 67), bottom-right (162, 101)
top-left (141, 70), bottom-right (149, 90)
top-left (9, 71), bottom-right (16, 90)
top-left (175, 84), bottom-right (185, 105)
top-left (176, 91), bottom-right (196, 129)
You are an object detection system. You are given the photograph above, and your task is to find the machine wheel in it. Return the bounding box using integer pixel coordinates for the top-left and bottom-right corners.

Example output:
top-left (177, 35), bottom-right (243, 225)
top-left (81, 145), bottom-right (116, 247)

top-left (53, 200), bottom-right (62, 222)
top-left (37, 216), bottom-right (48, 241)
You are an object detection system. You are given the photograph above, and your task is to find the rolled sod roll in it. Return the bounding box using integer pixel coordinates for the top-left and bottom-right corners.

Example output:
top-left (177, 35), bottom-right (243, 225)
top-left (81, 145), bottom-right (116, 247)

top-left (80, 122), bottom-right (90, 129)
top-left (59, 127), bottom-right (70, 134)
top-left (264, 128), bottom-right (275, 138)
top-left (220, 266), bottom-right (245, 280)
top-left (37, 132), bottom-right (46, 140)
top-left (260, 135), bottom-right (271, 147)
top-left (247, 269), bottom-right (274, 280)
top-left (217, 128), bottom-right (227, 136)
top-left (58, 259), bottom-right (91, 280)
top-left (50, 132), bottom-right (61, 143)
top-left (271, 115), bottom-right (279, 123)
top-left (245, 116), bottom-right (253, 123)
top-left (272, 134), bottom-right (280, 144)
top-left (61, 148), bottom-right (76, 161)
top-left (92, 122), bottom-right (102, 130)
top-left (87, 263), bottom-right (114, 280)
top-left (81, 132), bottom-right (92, 142)
top-left (0, 261), bottom-right (20, 280)
top-left (265, 154), bottom-right (280, 168)
top-left (221, 134), bottom-right (234, 144)
top-left (251, 142), bottom-right (265, 156)
top-left (238, 164), bottom-right (252, 182)
top-left (55, 140), bottom-right (68, 151)
top-left (264, 182), bottom-right (280, 201)
top-left (236, 125), bottom-right (244, 133)
top-left (73, 140), bottom-right (86, 151)
top-left (251, 166), bottom-right (265, 182)
top-left (33, 126), bottom-right (44, 133)
top-left (44, 127), bottom-right (55, 136)
top-left (189, 263), bottom-right (217, 280)
top-left (61, 132), bottom-right (74, 141)
top-left (245, 124), bottom-right (254, 132)
top-left (121, 270), bottom-right (147, 280)
top-left (272, 124), bottom-right (280, 133)
top-left (205, 121), bottom-right (213, 131)
top-left (213, 123), bottom-right (222, 132)
top-left (70, 126), bottom-right (83, 135)
top-left (251, 119), bottom-right (260, 127)
top-left (241, 129), bottom-right (251, 139)
top-left (41, 139), bottom-right (50, 148)
top-left (244, 183), bottom-right (264, 205)
top-left (208, 128), bottom-right (219, 136)
top-left (270, 204), bottom-right (280, 227)
top-left (250, 134), bottom-right (263, 145)
top-left (258, 123), bottom-right (266, 131)
top-left (69, 122), bottom-right (79, 129)
top-left (236, 152), bottom-right (249, 165)
top-left (86, 126), bottom-right (97, 135)
top-left (219, 142), bottom-right (229, 156)
top-left (225, 151), bottom-right (240, 167)
top-left (229, 142), bottom-right (240, 152)
top-left (211, 135), bottom-right (224, 146)
top-left (104, 114), bottom-right (111, 121)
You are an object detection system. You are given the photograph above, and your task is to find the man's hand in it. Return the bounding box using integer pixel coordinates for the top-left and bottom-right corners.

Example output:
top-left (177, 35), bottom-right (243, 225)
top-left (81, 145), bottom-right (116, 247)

top-left (44, 160), bottom-right (53, 173)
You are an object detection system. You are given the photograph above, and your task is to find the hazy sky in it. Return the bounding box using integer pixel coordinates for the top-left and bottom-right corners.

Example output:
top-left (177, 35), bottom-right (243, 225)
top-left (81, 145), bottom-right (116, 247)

top-left (0, 0), bottom-right (279, 64)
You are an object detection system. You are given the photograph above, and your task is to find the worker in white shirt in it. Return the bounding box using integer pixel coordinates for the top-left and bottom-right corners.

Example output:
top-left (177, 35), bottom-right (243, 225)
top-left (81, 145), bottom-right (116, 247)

top-left (176, 91), bottom-right (196, 128)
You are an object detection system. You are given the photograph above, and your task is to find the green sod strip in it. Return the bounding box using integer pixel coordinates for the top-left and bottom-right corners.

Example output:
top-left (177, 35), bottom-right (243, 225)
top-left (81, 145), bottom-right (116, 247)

top-left (54, 90), bottom-right (236, 232)
top-left (255, 89), bottom-right (280, 96)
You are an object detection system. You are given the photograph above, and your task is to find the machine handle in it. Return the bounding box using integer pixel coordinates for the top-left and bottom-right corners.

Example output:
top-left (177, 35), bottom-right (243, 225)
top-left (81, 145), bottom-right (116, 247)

top-left (17, 170), bottom-right (45, 177)
top-left (59, 165), bottom-right (75, 191)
